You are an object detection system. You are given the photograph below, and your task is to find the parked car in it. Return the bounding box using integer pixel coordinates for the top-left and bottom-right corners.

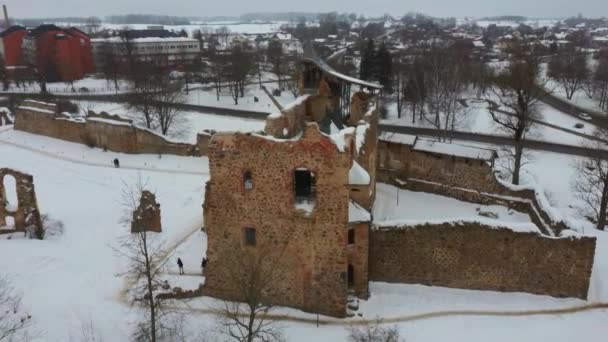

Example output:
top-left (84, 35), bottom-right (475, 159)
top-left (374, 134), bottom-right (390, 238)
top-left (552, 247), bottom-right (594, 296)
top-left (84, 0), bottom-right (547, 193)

top-left (579, 113), bottom-right (592, 121)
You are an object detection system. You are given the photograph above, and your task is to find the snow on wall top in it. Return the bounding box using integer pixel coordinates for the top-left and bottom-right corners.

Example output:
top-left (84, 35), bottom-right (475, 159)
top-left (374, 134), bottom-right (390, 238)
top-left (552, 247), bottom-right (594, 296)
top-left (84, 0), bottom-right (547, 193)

top-left (379, 132), bottom-right (417, 146)
top-left (355, 122), bottom-right (369, 153)
top-left (349, 200), bottom-right (371, 223)
top-left (373, 219), bottom-right (542, 235)
top-left (305, 57), bottom-right (383, 90)
top-left (413, 139), bottom-right (496, 161)
top-left (328, 126), bottom-right (355, 153)
top-left (267, 95), bottom-right (309, 119)
top-left (349, 160), bottom-right (370, 185)
top-left (18, 106), bottom-right (54, 115)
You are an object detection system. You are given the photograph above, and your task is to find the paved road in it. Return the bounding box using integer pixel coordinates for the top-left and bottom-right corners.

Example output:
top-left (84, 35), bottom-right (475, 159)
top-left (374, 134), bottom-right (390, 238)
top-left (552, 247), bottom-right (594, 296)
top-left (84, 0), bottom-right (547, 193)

top-left (380, 124), bottom-right (608, 159)
top-left (540, 92), bottom-right (608, 128)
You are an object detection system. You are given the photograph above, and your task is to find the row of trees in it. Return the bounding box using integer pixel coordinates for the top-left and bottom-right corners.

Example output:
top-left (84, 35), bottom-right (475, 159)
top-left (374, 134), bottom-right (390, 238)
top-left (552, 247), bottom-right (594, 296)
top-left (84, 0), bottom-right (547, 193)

top-left (548, 46), bottom-right (608, 112)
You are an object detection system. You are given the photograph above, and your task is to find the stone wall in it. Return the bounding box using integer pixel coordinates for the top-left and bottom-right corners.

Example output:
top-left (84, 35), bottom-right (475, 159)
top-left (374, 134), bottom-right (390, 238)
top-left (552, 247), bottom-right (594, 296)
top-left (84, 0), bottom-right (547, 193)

top-left (377, 140), bottom-right (502, 194)
top-left (264, 96), bottom-right (308, 139)
top-left (14, 100), bottom-right (208, 157)
top-left (131, 190), bottom-right (162, 233)
top-left (203, 123), bottom-right (354, 317)
top-left (369, 222), bottom-right (596, 299)
top-left (0, 168), bottom-right (42, 235)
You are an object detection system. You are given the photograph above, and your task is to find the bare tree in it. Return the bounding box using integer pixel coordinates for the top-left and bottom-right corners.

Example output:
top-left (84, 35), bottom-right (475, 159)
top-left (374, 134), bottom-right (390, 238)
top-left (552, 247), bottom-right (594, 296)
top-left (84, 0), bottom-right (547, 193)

top-left (85, 16), bottom-right (102, 35)
top-left (99, 42), bottom-right (121, 91)
top-left (419, 45), bottom-right (470, 141)
top-left (114, 180), bottom-right (176, 342)
top-left (69, 316), bottom-right (103, 342)
top-left (215, 26), bottom-right (231, 48)
top-left (573, 130), bottom-right (608, 231)
top-left (0, 55), bottom-right (8, 91)
top-left (217, 246), bottom-right (284, 342)
top-left (594, 53), bottom-right (608, 112)
top-left (347, 319), bottom-right (404, 342)
top-left (152, 80), bottom-right (186, 136)
top-left (486, 43), bottom-right (545, 185)
top-left (393, 59), bottom-right (410, 119)
top-left (548, 45), bottom-right (588, 100)
top-left (267, 40), bottom-right (286, 88)
top-left (226, 44), bottom-right (255, 105)
top-left (0, 276), bottom-right (31, 341)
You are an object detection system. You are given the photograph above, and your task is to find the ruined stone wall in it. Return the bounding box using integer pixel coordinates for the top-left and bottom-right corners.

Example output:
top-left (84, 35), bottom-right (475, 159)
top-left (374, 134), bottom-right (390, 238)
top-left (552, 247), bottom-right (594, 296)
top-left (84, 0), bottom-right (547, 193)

top-left (347, 222), bottom-right (369, 298)
top-left (14, 101), bottom-right (203, 156)
top-left (377, 141), bottom-right (503, 194)
top-left (264, 96), bottom-right (308, 138)
top-left (203, 124), bottom-right (353, 317)
top-left (353, 108), bottom-right (379, 210)
top-left (0, 168), bottom-right (42, 234)
top-left (377, 141), bottom-right (412, 172)
top-left (369, 222), bottom-right (596, 299)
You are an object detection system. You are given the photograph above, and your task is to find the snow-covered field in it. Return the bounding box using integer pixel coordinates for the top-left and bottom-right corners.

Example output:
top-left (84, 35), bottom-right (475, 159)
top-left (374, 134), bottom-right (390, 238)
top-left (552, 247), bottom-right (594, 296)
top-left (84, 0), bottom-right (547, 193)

top-left (1, 119), bottom-right (608, 341)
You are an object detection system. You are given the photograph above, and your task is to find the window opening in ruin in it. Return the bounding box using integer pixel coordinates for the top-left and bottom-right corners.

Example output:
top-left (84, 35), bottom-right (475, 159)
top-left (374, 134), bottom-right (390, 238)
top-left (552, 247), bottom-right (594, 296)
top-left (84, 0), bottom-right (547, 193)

top-left (243, 171), bottom-right (253, 190)
top-left (294, 169), bottom-right (315, 207)
top-left (243, 227), bottom-right (256, 246)
top-left (3, 175), bottom-right (18, 211)
top-left (348, 228), bottom-right (355, 245)
top-left (347, 264), bottom-right (354, 287)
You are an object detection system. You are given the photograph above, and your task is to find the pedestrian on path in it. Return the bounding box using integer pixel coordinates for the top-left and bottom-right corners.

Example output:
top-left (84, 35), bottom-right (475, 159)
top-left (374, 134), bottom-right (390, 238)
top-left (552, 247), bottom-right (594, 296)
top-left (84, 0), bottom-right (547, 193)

top-left (177, 257), bottom-right (184, 275)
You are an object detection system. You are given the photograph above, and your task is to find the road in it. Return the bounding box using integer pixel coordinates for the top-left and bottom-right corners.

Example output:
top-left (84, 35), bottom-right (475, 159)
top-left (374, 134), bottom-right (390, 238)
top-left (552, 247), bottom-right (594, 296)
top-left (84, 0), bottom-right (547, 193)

top-left (6, 91), bottom-right (607, 158)
top-left (380, 124), bottom-right (608, 159)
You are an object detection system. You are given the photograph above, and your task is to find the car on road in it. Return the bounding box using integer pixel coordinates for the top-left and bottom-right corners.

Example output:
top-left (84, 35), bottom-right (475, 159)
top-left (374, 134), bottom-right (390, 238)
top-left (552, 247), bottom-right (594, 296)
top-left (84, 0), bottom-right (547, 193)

top-left (579, 113), bottom-right (592, 121)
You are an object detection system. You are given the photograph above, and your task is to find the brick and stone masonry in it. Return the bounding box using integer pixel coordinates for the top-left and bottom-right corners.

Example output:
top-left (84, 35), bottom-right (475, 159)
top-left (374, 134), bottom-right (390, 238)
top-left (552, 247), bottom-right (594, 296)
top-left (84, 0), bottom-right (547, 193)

top-left (203, 123), bottom-right (367, 317)
top-left (0, 168), bottom-right (43, 234)
top-left (131, 191), bottom-right (161, 233)
top-left (369, 222), bottom-right (596, 299)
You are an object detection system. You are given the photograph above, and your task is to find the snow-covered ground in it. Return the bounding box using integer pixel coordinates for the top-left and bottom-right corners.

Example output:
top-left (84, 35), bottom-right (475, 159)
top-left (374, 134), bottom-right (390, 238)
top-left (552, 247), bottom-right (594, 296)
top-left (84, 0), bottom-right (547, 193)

top-left (0, 138), bottom-right (206, 340)
top-left (0, 76), bottom-right (130, 95)
top-left (1, 119), bottom-right (608, 341)
top-left (74, 100), bottom-right (266, 144)
top-left (373, 183), bottom-right (533, 225)
top-left (383, 97), bottom-right (601, 147)
top-left (545, 78), bottom-right (605, 113)
top-left (184, 82), bottom-right (299, 113)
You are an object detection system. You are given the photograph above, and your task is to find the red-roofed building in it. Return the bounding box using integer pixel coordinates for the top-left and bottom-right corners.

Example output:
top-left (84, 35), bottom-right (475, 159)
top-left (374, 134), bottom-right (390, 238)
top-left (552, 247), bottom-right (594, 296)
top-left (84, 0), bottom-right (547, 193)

top-left (0, 25), bottom-right (26, 66)
top-left (21, 24), bottom-right (93, 82)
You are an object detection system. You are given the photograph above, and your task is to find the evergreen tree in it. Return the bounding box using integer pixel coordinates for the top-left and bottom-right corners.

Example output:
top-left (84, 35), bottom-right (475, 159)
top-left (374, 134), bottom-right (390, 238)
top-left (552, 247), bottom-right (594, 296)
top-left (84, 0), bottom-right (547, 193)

top-left (359, 39), bottom-right (375, 81)
top-left (374, 42), bottom-right (393, 93)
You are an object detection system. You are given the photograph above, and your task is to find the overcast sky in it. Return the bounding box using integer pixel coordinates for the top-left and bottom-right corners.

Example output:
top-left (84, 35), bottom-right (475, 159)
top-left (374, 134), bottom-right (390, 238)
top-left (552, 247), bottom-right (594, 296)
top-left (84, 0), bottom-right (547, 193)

top-left (4, 0), bottom-right (607, 19)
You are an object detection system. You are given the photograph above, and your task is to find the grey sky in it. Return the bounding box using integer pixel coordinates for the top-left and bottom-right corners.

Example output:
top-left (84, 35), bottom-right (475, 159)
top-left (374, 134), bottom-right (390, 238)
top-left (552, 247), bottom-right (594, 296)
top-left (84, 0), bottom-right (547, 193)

top-left (4, 0), bottom-right (607, 19)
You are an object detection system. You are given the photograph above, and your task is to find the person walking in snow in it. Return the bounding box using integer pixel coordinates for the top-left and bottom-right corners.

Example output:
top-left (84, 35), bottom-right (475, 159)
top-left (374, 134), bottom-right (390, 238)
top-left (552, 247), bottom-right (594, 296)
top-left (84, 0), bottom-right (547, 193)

top-left (113, 158), bottom-right (120, 168)
top-left (201, 257), bottom-right (208, 273)
top-left (177, 257), bottom-right (184, 275)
